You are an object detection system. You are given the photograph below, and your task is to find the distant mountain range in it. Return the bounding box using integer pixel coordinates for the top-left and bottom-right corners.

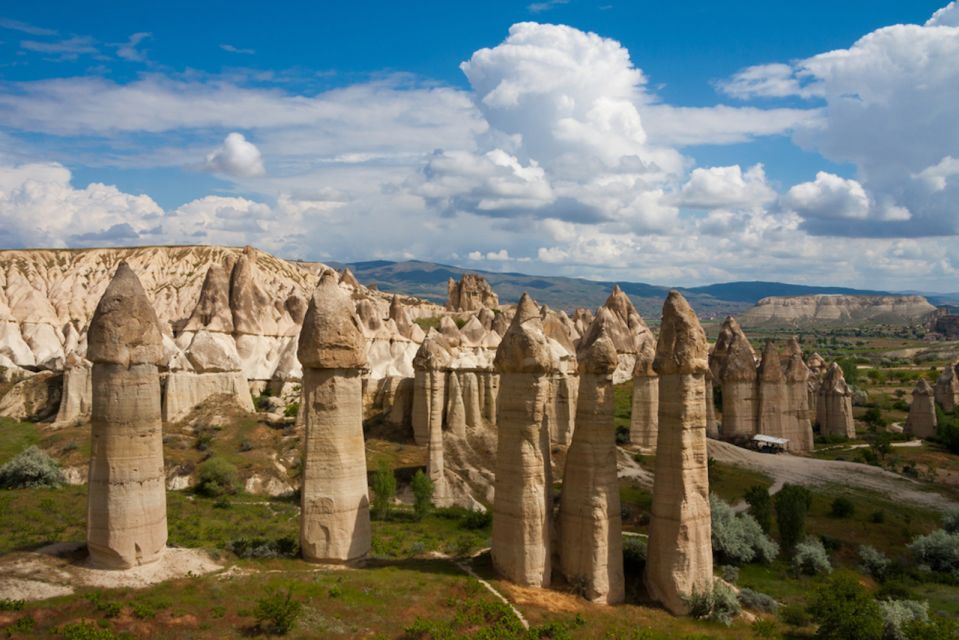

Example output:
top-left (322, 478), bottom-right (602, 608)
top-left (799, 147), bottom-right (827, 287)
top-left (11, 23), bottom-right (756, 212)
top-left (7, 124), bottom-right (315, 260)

top-left (332, 259), bottom-right (958, 322)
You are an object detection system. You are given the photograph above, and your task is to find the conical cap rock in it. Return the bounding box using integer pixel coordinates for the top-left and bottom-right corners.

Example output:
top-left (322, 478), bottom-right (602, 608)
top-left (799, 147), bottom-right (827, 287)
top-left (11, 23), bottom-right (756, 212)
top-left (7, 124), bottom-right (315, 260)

top-left (86, 262), bottom-right (164, 367)
top-left (653, 291), bottom-right (707, 376)
top-left (298, 272), bottom-right (367, 369)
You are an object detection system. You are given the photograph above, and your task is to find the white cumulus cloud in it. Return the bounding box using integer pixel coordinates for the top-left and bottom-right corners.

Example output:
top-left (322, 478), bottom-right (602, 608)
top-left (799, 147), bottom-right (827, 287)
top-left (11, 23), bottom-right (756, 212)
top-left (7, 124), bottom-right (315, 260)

top-left (205, 132), bottom-right (266, 177)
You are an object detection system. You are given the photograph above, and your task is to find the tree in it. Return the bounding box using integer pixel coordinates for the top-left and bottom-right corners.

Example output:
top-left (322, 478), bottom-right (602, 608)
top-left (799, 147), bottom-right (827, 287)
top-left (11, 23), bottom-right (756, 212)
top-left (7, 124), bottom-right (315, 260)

top-left (196, 457), bottom-right (239, 497)
top-left (370, 462), bottom-right (396, 520)
top-left (744, 485), bottom-right (772, 533)
top-left (411, 469), bottom-right (434, 520)
top-left (775, 484), bottom-right (811, 553)
top-left (808, 573), bottom-right (884, 640)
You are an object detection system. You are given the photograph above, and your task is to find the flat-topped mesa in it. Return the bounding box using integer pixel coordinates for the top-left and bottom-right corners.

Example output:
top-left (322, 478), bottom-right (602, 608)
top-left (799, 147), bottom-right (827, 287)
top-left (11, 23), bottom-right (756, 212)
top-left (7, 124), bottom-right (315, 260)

top-left (558, 319), bottom-right (624, 604)
top-left (630, 332), bottom-right (659, 450)
top-left (781, 338), bottom-right (814, 452)
top-left (447, 273), bottom-right (499, 312)
top-left (645, 291), bottom-right (713, 615)
top-left (297, 272), bottom-right (371, 563)
top-left (411, 336), bottom-right (451, 447)
top-left (935, 362), bottom-right (959, 413)
top-left (86, 262), bottom-right (168, 569)
top-left (906, 379), bottom-right (938, 439)
top-left (757, 341), bottom-right (788, 441)
top-left (491, 293), bottom-right (557, 587)
top-left (818, 362), bottom-right (855, 439)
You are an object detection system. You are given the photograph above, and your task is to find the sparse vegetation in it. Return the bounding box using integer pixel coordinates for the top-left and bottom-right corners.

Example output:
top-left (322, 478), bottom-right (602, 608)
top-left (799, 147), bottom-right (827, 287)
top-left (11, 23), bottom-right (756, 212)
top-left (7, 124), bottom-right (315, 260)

top-left (195, 456), bottom-right (240, 497)
top-left (371, 461), bottom-right (396, 520)
top-left (0, 445), bottom-right (63, 489)
top-left (775, 484), bottom-right (812, 553)
top-left (411, 469), bottom-right (433, 520)
top-left (254, 586), bottom-right (302, 635)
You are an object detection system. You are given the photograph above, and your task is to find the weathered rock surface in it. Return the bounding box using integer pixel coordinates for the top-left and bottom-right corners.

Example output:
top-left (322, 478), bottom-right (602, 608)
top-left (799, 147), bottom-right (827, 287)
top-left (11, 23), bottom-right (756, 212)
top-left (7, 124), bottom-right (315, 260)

top-left (906, 379), bottom-right (938, 439)
top-left (298, 273), bottom-right (371, 563)
top-left (56, 354), bottom-right (92, 424)
top-left (818, 363), bottom-right (856, 439)
top-left (711, 318), bottom-right (758, 440)
top-left (630, 332), bottom-right (659, 450)
top-left (491, 293), bottom-right (557, 587)
top-left (935, 362), bottom-right (959, 413)
top-left (447, 274), bottom-right (499, 312)
top-left (86, 263), bottom-right (168, 569)
top-left (412, 337), bottom-right (450, 447)
top-left (0, 370), bottom-right (61, 421)
top-left (740, 294), bottom-right (937, 328)
top-left (758, 341), bottom-right (788, 440)
top-left (782, 338), bottom-right (814, 452)
top-left (557, 318), bottom-right (624, 604)
top-left (645, 291), bottom-right (712, 615)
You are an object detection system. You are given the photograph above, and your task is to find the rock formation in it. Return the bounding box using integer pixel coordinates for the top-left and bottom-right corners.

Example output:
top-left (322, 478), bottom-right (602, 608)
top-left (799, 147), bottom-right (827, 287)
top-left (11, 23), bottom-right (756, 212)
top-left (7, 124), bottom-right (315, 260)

top-left (806, 352), bottom-right (826, 419)
top-left (935, 362), bottom-right (959, 413)
top-left (645, 291), bottom-right (713, 615)
top-left (740, 294), bottom-right (938, 328)
top-left (163, 330), bottom-right (255, 422)
top-left (491, 293), bottom-right (557, 587)
top-left (782, 338), bottom-right (814, 452)
top-left (818, 363), bottom-right (856, 439)
top-left (906, 379), bottom-right (938, 439)
top-left (56, 353), bottom-right (92, 423)
top-left (758, 341), bottom-right (788, 440)
top-left (557, 314), bottom-right (624, 604)
top-left (714, 321), bottom-right (758, 440)
top-left (412, 336), bottom-right (449, 447)
top-left (298, 272), bottom-right (371, 563)
top-left (86, 262), bottom-right (168, 569)
top-left (629, 332), bottom-right (658, 451)
top-left (445, 372), bottom-right (468, 437)
top-left (447, 274), bottom-right (499, 312)
top-left (548, 373), bottom-right (578, 445)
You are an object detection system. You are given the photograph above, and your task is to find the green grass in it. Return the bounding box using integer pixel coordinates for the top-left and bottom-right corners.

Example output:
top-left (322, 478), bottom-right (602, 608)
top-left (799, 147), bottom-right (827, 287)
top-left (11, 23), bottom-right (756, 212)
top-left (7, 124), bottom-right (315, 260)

top-left (708, 462), bottom-right (773, 505)
top-left (0, 418), bottom-right (41, 465)
top-left (614, 382), bottom-right (633, 433)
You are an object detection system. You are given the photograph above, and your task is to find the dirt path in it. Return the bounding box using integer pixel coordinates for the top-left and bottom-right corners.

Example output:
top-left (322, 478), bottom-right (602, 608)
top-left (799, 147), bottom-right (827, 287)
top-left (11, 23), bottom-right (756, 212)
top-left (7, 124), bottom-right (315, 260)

top-left (708, 439), bottom-right (958, 512)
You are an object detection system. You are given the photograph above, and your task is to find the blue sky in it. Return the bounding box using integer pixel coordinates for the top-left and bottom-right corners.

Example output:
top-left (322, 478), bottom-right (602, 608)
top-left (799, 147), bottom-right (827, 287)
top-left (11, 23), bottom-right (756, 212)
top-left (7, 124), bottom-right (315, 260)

top-left (0, 1), bottom-right (957, 290)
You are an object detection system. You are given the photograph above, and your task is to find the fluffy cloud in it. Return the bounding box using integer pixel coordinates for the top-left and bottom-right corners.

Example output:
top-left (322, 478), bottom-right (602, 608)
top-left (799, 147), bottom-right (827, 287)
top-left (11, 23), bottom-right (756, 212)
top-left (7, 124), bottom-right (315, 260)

top-left (677, 164), bottom-right (775, 210)
top-left (205, 132), bottom-right (266, 178)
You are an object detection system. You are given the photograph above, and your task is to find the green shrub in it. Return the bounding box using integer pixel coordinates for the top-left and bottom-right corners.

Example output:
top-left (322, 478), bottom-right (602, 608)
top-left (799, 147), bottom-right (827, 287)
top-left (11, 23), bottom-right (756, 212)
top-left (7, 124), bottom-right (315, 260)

top-left (0, 598), bottom-right (25, 611)
top-left (229, 536), bottom-right (298, 558)
top-left (838, 358), bottom-right (860, 386)
top-left (710, 494), bottom-right (779, 564)
top-left (808, 573), bottom-right (884, 640)
top-left (830, 496), bottom-right (855, 518)
top-left (774, 484), bottom-right (811, 553)
top-left (459, 508), bottom-right (492, 530)
top-left (879, 599), bottom-right (928, 640)
top-left (0, 446), bottom-right (63, 489)
top-left (779, 603), bottom-right (810, 627)
top-left (195, 457), bottom-right (239, 497)
top-left (934, 407), bottom-right (959, 454)
top-left (411, 469), bottom-right (433, 520)
top-left (858, 545), bottom-right (891, 581)
top-left (744, 485), bottom-right (772, 533)
top-left (738, 587), bottom-right (778, 613)
top-left (792, 537), bottom-right (832, 576)
top-left (908, 529), bottom-right (959, 576)
top-left (58, 621), bottom-right (118, 640)
top-left (370, 462), bottom-right (396, 520)
top-left (902, 616), bottom-right (959, 640)
top-left (622, 535), bottom-right (647, 573)
top-left (283, 402), bottom-right (299, 418)
top-left (942, 507), bottom-right (959, 534)
top-left (751, 619), bottom-right (780, 639)
top-left (615, 425), bottom-right (630, 445)
top-left (254, 587), bottom-right (302, 635)
top-left (686, 580), bottom-right (741, 626)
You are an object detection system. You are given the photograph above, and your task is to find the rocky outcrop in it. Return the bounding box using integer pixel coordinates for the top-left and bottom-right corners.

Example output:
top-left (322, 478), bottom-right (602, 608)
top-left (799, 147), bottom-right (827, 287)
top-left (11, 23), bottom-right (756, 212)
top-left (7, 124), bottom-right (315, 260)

top-left (411, 336), bottom-right (450, 447)
top-left (782, 338), bottom-right (814, 452)
top-left (630, 332), bottom-right (658, 450)
top-left (645, 291), bottom-right (712, 615)
top-left (86, 263), bottom-right (168, 569)
top-left (712, 318), bottom-right (758, 440)
top-left (163, 330), bottom-right (255, 422)
top-left (557, 316), bottom-right (624, 604)
top-left (445, 372), bottom-right (467, 437)
top-left (0, 370), bottom-right (61, 421)
top-left (935, 362), bottom-right (959, 413)
top-left (906, 379), bottom-right (938, 439)
top-left (297, 272), bottom-right (371, 563)
top-left (740, 294), bottom-right (937, 328)
top-left (818, 363), bottom-right (856, 439)
top-left (447, 274), bottom-right (499, 312)
top-left (55, 354), bottom-right (92, 424)
top-left (758, 341), bottom-right (787, 440)
top-left (491, 293), bottom-right (557, 587)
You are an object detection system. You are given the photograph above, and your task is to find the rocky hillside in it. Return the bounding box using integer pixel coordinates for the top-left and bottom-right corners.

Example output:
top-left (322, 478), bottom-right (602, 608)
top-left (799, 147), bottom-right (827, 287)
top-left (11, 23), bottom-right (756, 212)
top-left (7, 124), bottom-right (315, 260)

top-left (739, 294), bottom-right (938, 328)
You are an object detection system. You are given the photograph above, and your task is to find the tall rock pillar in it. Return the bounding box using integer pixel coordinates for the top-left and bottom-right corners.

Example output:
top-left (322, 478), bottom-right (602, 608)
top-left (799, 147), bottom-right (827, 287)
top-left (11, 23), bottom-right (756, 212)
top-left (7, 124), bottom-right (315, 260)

top-left (757, 341), bottom-right (787, 440)
top-left (819, 363), bottom-right (856, 439)
top-left (557, 311), bottom-right (625, 604)
top-left (491, 293), bottom-right (557, 586)
top-left (298, 272), bottom-right (371, 562)
top-left (905, 379), bottom-right (937, 439)
top-left (86, 262), bottom-right (167, 569)
top-left (645, 291), bottom-right (713, 615)
top-left (629, 333), bottom-right (658, 451)
top-left (783, 338), bottom-right (814, 452)
top-left (412, 334), bottom-right (447, 446)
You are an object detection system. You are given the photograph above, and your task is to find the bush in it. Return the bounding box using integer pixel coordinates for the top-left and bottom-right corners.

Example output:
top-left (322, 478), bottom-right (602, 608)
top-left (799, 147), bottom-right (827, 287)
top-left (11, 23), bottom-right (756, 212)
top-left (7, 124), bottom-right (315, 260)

top-left (615, 425), bottom-right (630, 445)
top-left (751, 619), bottom-right (779, 639)
top-left (775, 484), bottom-right (811, 553)
top-left (792, 537), bottom-right (832, 576)
top-left (370, 462), bottom-right (396, 520)
top-left (908, 529), bottom-right (959, 576)
top-left (942, 507), bottom-right (959, 534)
top-left (738, 587), bottom-right (778, 613)
top-left (459, 508), bottom-right (492, 530)
top-left (879, 600), bottom-right (928, 640)
top-left (935, 407), bottom-right (959, 454)
top-left (411, 469), bottom-right (433, 520)
top-left (871, 510), bottom-right (886, 524)
top-left (744, 485), bottom-right (772, 533)
top-left (622, 535), bottom-right (647, 573)
top-left (229, 536), bottom-right (298, 559)
top-left (809, 573), bottom-right (884, 640)
top-left (58, 622), bottom-right (118, 640)
top-left (830, 497), bottom-right (856, 518)
top-left (710, 494), bottom-right (779, 564)
top-left (902, 616), bottom-right (959, 640)
top-left (195, 457), bottom-right (239, 497)
top-left (283, 402), bottom-right (299, 418)
top-left (859, 545), bottom-right (892, 581)
top-left (254, 587), bottom-right (302, 635)
top-left (0, 446), bottom-right (63, 489)
top-left (779, 603), bottom-right (810, 627)
top-left (686, 580), bottom-right (741, 627)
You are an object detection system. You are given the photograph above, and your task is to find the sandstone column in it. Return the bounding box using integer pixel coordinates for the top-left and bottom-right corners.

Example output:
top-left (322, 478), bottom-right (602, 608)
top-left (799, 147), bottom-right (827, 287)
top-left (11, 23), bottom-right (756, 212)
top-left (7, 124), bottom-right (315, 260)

top-left (819, 362), bottom-right (856, 439)
top-left (906, 379), bottom-right (938, 439)
top-left (445, 371), bottom-right (468, 437)
top-left (630, 333), bottom-right (659, 451)
top-left (298, 272), bottom-right (371, 562)
top-left (758, 341), bottom-right (788, 440)
top-left (557, 317), bottom-right (624, 604)
top-left (719, 333), bottom-right (758, 439)
top-left (86, 262), bottom-right (167, 569)
top-left (645, 291), bottom-right (713, 615)
top-left (549, 373), bottom-right (577, 445)
top-left (705, 372), bottom-right (718, 439)
top-left (935, 362), bottom-right (959, 413)
top-left (462, 371), bottom-right (484, 430)
top-left (491, 293), bottom-right (557, 587)
top-left (783, 338), bottom-right (814, 452)
top-left (412, 337), bottom-right (447, 446)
